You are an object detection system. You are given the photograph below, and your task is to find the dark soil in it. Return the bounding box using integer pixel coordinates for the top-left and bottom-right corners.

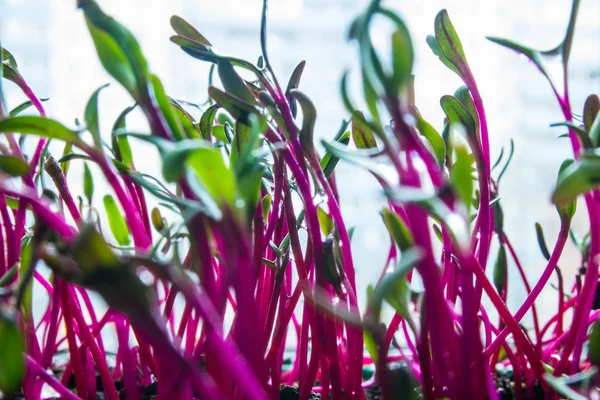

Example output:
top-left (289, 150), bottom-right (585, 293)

top-left (280, 385), bottom-right (321, 399)
top-left (494, 373), bottom-right (556, 400)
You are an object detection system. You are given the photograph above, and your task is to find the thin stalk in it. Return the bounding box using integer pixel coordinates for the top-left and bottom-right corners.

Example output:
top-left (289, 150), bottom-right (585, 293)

top-left (485, 221), bottom-right (569, 356)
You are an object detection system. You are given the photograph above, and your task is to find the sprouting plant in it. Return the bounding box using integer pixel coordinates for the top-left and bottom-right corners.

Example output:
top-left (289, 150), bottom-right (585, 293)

top-left (0, 0), bottom-right (599, 399)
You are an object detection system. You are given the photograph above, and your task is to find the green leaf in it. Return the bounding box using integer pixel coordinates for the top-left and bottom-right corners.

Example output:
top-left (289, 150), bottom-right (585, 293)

top-left (493, 244), bottom-right (507, 293)
top-left (363, 329), bottom-right (379, 363)
top-left (170, 15), bottom-right (212, 47)
top-left (433, 10), bottom-right (470, 79)
top-left (84, 19), bottom-right (138, 98)
top-left (583, 94), bottom-right (599, 133)
top-left (351, 111), bottom-right (376, 149)
top-left (321, 130), bottom-right (351, 178)
top-left (590, 111), bottom-right (600, 148)
top-left (1, 47), bottom-right (17, 69)
top-left (440, 95), bottom-right (477, 148)
top-left (212, 125), bottom-right (228, 143)
top-left (217, 61), bottom-right (256, 105)
top-left (289, 89), bottom-right (317, 152)
top-left (555, 159), bottom-right (577, 222)
top-left (370, 249), bottom-right (422, 323)
top-left (84, 83), bottom-right (110, 148)
top-left (486, 0), bottom-right (580, 97)
top-left (551, 122), bottom-right (592, 149)
top-left (414, 112), bottom-right (445, 166)
top-left (80, 0), bottom-right (149, 99)
top-left (493, 201), bottom-right (504, 234)
top-left (497, 139), bottom-right (515, 184)
top-left (0, 314), bottom-right (24, 394)
top-left (390, 18), bottom-right (414, 93)
top-left (208, 86), bottom-right (258, 120)
top-left (150, 207), bottom-right (167, 233)
top-left (551, 154), bottom-right (600, 205)
top-left (199, 104), bottom-right (219, 141)
top-left (323, 236), bottom-right (343, 287)
top-left (386, 188), bottom-right (470, 250)
top-left (425, 35), bottom-right (459, 75)
top-left (453, 85), bottom-right (478, 127)
top-left (317, 206), bottom-right (334, 236)
top-left (150, 75), bottom-right (186, 141)
top-left (590, 317), bottom-right (600, 366)
top-left (535, 222), bottom-right (551, 261)
top-left (0, 116), bottom-right (83, 145)
top-left (0, 155), bottom-right (30, 177)
top-left (112, 106), bottom-right (136, 168)
top-left (187, 147), bottom-right (237, 208)
top-left (9, 98), bottom-right (49, 117)
top-left (285, 60), bottom-right (306, 118)
top-left (380, 208), bottom-right (413, 252)
top-left (83, 163), bottom-right (94, 205)
top-left (170, 100), bottom-right (200, 139)
top-left (450, 144), bottom-right (473, 212)
top-left (103, 195), bottom-right (131, 246)
top-left (262, 194), bottom-right (271, 222)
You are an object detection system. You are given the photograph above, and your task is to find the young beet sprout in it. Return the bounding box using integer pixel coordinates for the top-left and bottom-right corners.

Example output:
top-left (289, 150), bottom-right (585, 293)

top-left (0, 0), bottom-right (599, 399)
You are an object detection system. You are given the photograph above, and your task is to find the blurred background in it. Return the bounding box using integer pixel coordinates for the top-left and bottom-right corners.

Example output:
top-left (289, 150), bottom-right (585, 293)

top-left (1, 0), bottom-right (599, 323)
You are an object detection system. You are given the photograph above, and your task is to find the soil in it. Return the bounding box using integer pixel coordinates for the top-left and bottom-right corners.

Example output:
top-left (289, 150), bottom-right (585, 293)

top-left (279, 385), bottom-right (321, 399)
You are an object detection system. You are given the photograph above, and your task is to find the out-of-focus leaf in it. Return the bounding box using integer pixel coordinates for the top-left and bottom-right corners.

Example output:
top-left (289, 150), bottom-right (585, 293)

top-left (381, 208), bottom-right (413, 252)
top-left (84, 83), bottom-right (110, 148)
top-left (151, 207), bottom-right (167, 233)
top-left (370, 249), bottom-right (422, 323)
top-left (386, 188), bottom-right (470, 250)
top-left (390, 16), bottom-right (414, 93)
top-left (71, 225), bottom-right (120, 272)
top-left (83, 163), bottom-right (94, 204)
top-left (150, 74), bottom-right (185, 141)
top-left (199, 104), bottom-right (219, 141)
top-left (208, 86), bottom-right (258, 120)
top-left (323, 236), bottom-right (343, 287)
top-left (0, 116), bottom-right (83, 145)
top-left (450, 144), bottom-right (473, 212)
top-left (187, 147), bottom-right (237, 208)
top-left (171, 101), bottom-right (200, 140)
top-left (0, 155), bottom-right (30, 177)
top-left (493, 244), bottom-right (507, 293)
top-left (170, 15), bottom-right (212, 47)
top-left (583, 94), bottom-right (599, 133)
top-left (552, 154), bottom-right (600, 205)
top-left (112, 106), bottom-right (136, 168)
top-left (590, 112), bottom-right (600, 148)
top-left (9, 98), bottom-right (49, 117)
top-left (80, 0), bottom-right (149, 100)
top-left (317, 206), bottom-right (334, 236)
top-left (426, 35), bottom-right (459, 75)
top-left (414, 112), bottom-right (445, 166)
top-left (352, 111), bottom-right (376, 149)
top-left (555, 159), bottom-right (577, 222)
top-left (212, 125), bottom-right (228, 143)
top-left (590, 317), bottom-right (600, 366)
top-left (0, 314), bottom-right (24, 394)
top-left (103, 195), bottom-right (131, 246)
top-left (262, 194), bottom-right (271, 222)
top-left (217, 61), bottom-right (255, 105)
top-left (320, 125), bottom-right (351, 178)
